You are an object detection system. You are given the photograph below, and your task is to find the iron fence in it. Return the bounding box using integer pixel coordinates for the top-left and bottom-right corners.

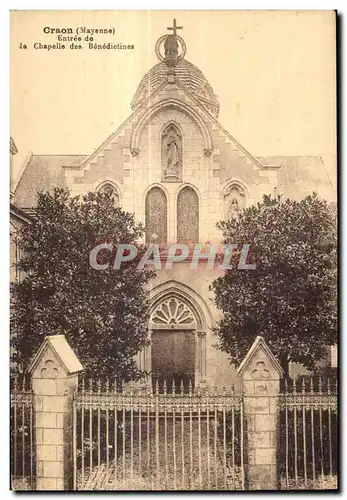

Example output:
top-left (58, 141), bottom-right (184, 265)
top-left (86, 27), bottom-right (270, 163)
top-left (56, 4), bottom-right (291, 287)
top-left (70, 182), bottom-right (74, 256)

top-left (73, 377), bottom-right (244, 490)
top-left (10, 375), bottom-right (36, 491)
top-left (9, 372), bottom-right (339, 491)
top-left (278, 377), bottom-right (338, 490)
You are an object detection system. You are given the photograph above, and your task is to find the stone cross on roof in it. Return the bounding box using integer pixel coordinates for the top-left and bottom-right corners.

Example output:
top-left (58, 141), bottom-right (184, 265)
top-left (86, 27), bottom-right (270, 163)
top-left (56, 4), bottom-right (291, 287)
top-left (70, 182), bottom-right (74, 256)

top-left (167, 19), bottom-right (183, 36)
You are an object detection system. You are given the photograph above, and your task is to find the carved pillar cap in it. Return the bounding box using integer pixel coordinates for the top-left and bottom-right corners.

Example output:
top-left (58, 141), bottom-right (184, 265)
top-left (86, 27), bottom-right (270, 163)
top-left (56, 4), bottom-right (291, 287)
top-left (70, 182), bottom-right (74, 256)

top-left (27, 334), bottom-right (84, 378)
top-left (204, 148), bottom-right (213, 157)
top-left (197, 330), bottom-right (207, 338)
top-left (238, 336), bottom-right (283, 381)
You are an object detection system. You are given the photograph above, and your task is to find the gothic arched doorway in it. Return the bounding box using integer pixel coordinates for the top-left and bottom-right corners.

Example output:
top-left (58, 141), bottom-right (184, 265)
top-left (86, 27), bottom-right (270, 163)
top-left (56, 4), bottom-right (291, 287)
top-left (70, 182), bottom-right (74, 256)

top-left (137, 282), bottom-right (210, 393)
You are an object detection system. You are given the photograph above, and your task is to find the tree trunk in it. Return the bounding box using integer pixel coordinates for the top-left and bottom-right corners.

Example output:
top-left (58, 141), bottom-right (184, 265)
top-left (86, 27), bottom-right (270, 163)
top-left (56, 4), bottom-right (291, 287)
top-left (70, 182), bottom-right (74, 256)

top-left (279, 353), bottom-right (290, 378)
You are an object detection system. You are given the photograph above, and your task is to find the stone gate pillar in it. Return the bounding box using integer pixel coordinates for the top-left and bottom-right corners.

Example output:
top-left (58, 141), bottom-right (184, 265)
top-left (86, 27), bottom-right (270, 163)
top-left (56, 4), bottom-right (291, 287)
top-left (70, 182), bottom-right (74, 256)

top-left (27, 335), bottom-right (84, 490)
top-left (238, 336), bottom-right (283, 490)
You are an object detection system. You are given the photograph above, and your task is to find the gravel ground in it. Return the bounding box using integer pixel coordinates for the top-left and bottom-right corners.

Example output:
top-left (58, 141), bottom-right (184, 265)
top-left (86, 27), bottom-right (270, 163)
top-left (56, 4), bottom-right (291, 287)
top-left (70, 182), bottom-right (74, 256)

top-left (78, 419), bottom-right (243, 490)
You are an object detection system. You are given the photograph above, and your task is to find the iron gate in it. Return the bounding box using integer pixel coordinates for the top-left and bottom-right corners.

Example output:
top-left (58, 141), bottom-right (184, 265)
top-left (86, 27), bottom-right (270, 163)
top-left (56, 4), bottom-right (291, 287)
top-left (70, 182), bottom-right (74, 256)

top-left (73, 378), bottom-right (244, 490)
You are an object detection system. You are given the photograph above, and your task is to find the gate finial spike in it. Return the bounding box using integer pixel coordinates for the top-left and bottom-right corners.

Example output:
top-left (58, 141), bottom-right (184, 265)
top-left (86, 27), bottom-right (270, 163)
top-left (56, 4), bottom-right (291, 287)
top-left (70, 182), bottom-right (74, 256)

top-left (327, 377), bottom-right (331, 394)
top-left (105, 378), bottom-right (109, 394)
top-left (89, 377), bottom-right (93, 394)
top-left (81, 377), bottom-right (85, 392)
top-left (114, 377), bottom-right (118, 394)
top-left (163, 378), bottom-right (167, 395)
top-left (97, 378), bottom-right (101, 394)
top-left (188, 379), bottom-right (192, 396)
top-left (293, 378), bottom-right (297, 394)
top-left (310, 377), bottom-right (314, 393)
top-left (22, 375), bottom-right (26, 391)
top-left (180, 379), bottom-right (184, 395)
top-left (301, 377), bottom-right (305, 393)
top-left (318, 376), bottom-right (322, 394)
top-left (122, 379), bottom-right (125, 394)
top-left (155, 378), bottom-right (159, 395)
top-left (172, 379), bottom-right (176, 395)
top-left (13, 376), bottom-right (18, 392)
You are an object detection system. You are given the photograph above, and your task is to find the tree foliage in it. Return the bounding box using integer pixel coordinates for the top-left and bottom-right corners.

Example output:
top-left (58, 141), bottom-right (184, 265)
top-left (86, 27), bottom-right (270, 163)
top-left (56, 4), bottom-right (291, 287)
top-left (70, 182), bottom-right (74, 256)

top-left (11, 188), bottom-right (154, 378)
top-left (211, 193), bottom-right (337, 373)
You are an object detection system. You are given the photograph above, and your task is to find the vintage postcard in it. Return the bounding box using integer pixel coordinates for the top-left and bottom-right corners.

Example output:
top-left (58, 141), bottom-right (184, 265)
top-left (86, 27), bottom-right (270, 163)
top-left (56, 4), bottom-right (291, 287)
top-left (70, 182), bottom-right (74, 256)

top-left (10, 10), bottom-right (337, 491)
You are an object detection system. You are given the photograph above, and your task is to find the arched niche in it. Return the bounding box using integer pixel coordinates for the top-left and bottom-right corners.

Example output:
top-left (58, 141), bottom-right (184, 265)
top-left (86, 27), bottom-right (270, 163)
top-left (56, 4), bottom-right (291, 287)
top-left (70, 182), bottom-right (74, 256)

top-left (97, 181), bottom-right (120, 207)
top-left (161, 122), bottom-right (182, 182)
top-left (223, 182), bottom-right (247, 220)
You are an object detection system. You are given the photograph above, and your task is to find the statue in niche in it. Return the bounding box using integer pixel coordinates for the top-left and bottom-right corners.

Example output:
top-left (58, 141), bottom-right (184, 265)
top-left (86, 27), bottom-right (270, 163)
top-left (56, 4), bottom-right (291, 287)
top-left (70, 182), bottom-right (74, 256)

top-left (99, 184), bottom-right (120, 207)
top-left (228, 197), bottom-right (240, 219)
top-left (166, 135), bottom-right (180, 176)
top-left (100, 184), bottom-right (114, 196)
top-left (162, 124), bottom-right (182, 181)
top-left (225, 186), bottom-right (245, 220)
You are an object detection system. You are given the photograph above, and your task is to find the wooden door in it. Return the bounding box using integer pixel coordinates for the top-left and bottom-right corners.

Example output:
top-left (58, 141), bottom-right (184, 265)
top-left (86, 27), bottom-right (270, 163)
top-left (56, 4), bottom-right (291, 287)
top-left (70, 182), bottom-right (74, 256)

top-left (151, 330), bottom-right (195, 393)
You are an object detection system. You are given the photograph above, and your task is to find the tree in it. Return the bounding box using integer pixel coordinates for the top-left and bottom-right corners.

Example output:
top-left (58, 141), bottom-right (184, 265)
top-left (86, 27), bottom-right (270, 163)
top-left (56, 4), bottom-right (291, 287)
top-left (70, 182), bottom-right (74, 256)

top-left (211, 193), bottom-right (337, 375)
top-left (11, 188), bottom-right (154, 379)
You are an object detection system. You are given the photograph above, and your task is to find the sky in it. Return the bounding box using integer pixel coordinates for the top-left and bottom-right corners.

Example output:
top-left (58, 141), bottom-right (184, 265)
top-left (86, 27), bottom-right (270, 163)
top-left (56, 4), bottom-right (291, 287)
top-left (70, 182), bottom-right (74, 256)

top-left (10, 10), bottom-right (336, 184)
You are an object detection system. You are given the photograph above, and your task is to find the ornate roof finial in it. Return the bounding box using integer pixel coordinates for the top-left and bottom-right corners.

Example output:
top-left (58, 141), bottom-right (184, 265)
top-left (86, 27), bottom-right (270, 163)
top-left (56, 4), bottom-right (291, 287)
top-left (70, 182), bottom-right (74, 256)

top-left (166, 18), bottom-right (183, 37)
top-left (155, 19), bottom-right (186, 68)
top-left (164, 19), bottom-right (183, 67)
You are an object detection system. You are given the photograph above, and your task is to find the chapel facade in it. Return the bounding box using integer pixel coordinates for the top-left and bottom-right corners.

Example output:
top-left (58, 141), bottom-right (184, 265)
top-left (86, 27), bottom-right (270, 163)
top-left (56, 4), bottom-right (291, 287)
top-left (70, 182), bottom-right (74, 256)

top-left (12, 21), bottom-right (336, 388)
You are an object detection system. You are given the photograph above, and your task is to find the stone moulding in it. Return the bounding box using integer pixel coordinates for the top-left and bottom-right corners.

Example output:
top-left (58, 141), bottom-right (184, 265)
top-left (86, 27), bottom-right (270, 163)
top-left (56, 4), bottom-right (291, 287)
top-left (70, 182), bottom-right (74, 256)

top-left (130, 98), bottom-right (213, 154)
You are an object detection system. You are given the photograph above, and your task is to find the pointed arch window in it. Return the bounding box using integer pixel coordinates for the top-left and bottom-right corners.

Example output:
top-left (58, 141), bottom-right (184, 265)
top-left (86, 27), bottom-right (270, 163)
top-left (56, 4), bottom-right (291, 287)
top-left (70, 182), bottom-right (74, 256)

top-left (177, 186), bottom-right (199, 243)
top-left (98, 183), bottom-right (120, 207)
top-left (145, 187), bottom-right (167, 247)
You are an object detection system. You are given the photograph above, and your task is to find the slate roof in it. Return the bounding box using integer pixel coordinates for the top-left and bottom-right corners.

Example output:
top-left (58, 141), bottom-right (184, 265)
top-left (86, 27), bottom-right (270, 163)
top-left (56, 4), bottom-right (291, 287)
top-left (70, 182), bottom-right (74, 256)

top-left (131, 59), bottom-right (219, 115)
top-left (14, 154), bottom-right (87, 209)
top-left (259, 155), bottom-right (336, 202)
